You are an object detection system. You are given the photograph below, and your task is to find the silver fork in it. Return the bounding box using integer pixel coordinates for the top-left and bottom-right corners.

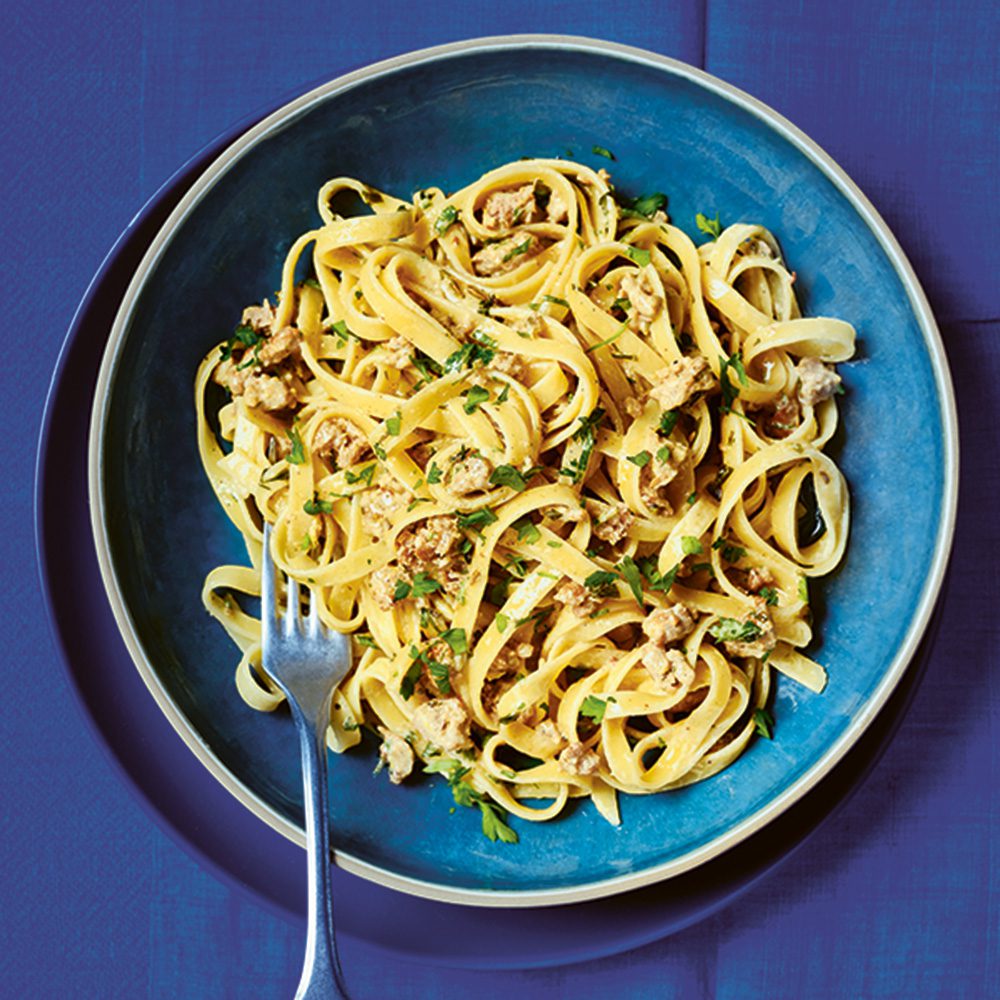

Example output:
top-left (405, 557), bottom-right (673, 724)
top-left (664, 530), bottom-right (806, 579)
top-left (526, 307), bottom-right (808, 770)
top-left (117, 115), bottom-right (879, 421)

top-left (261, 522), bottom-right (352, 1000)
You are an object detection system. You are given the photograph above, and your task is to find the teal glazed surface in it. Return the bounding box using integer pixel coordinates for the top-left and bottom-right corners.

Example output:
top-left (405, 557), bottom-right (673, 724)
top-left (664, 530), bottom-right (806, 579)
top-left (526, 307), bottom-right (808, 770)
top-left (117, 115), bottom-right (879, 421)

top-left (98, 42), bottom-right (949, 895)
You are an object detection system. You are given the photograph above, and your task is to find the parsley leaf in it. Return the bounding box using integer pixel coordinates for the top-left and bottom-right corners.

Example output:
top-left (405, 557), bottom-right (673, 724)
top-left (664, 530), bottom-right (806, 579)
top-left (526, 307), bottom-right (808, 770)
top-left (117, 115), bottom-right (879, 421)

top-left (696, 212), bottom-right (723, 239)
top-left (753, 707), bottom-right (774, 739)
top-left (303, 496), bottom-right (333, 515)
top-left (286, 426), bottom-right (306, 465)
top-left (658, 409), bottom-right (679, 436)
top-left (458, 508), bottom-right (498, 532)
top-left (584, 570), bottom-right (619, 595)
top-left (344, 464), bottom-right (375, 486)
top-left (399, 656), bottom-right (423, 699)
top-left (625, 246), bottom-right (651, 266)
top-left (638, 557), bottom-right (678, 594)
top-left (513, 517), bottom-right (541, 544)
top-left (495, 612), bottom-right (509, 633)
top-left (426, 462), bottom-right (443, 485)
top-left (619, 191), bottom-right (668, 220)
top-left (427, 659), bottom-right (451, 694)
top-left (708, 618), bottom-right (763, 642)
top-left (502, 238), bottom-right (533, 263)
top-left (681, 536), bottom-right (703, 556)
top-left (759, 586), bottom-right (779, 606)
top-left (617, 555), bottom-right (644, 606)
top-left (592, 145), bottom-right (615, 160)
top-left (719, 351), bottom-right (748, 413)
top-left (438, 628), bottom-right (468, 655)
top-left (489, 464), bottom-right (540, 492)
top-left (434, 205), bottom-right (459, 235)
top-left (463, 385), bottom-right (490, 413)
top-left (580, 695), bottom-right (607, 723)
top-left (627, 450), bottom-right (651, 468)
top-left (480, 801), bottom-right (519, 843)
top-left (393, 580), bottom-right (412, 601)
top-left (444, 340), bottom-right (495, 372)
top-left (410, 572), bottom-right (441, 597)
top-left (385, 411), bottom-right (402, 436)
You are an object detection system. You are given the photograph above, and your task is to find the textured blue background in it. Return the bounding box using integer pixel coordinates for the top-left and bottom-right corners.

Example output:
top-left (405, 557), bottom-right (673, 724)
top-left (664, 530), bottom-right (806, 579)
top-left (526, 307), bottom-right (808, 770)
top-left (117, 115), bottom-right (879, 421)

top-left (3, 1), bottom-right (998, 997)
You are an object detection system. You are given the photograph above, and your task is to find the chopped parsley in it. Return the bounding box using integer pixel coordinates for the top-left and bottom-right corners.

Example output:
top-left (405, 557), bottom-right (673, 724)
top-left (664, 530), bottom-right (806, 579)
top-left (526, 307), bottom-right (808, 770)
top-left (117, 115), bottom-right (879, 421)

top-left (219, 323), bottom-right (261, 361)
top-left (799, 577), bottom-right (810, 603)
top-left (695, 212), bottom-right (723, 240)
top-left (540, 294), bottom-right (570, 307)
top-left (438, 628), bottom-right (468, 655)
top-left (457, 508), bottom-right (498, 532)
top-left (463, 385), bottom-right (490, 414)
top-left (625, 246), bottom-right (652, 266)
top-left (426, 462), bottom-right (443, 485)
top-left (303, 496), bottom-right (334, 515)
top-left (584, 320), bottom-right (628, 354)
top-left (495, 613), bottom-right (509, 633)
top-left (344, 464), bottom-right (375, 486)
top-left (656, 445), bottom-right (672, 464)
top-left (489, 464), bottom-right (540, 492)
top-left (583, 570), bottom-right (619, 595)
top-left (713, 537), bottom-right (746, 563)
top-left (286, 425), bottom-right (306, 465)
top-left (423, 758), bottom-right (518, 843)
top-left (759, 586), bottom-right (779, 606)
top-left (410, 572), bottom-right (442, 597)
top-left (329, 319), bottom-right (358, 343)
top-left (617, 555), bottom-right (644, 606)
top-left (385, 411), bottom-right (402, 436)
top-left (638, 557), bottom-right (678, 594)
top-left (502, 238), bottom-right (533, 263)
top-left (719, 351), bottom-right (749, 414)
top-left (658, 409), bottom-right (679, 436)
top-left (753, 707), bottom-right (774, 739)
top-left (627, 450), bottom-right (651, 468)
top-left (580, 695), bottom-right (607, 723)
top-left (618, 191), bottom-right (668, 220)
top-left (681, 536), bottom-right (703, 556)
top-left (434, 205), bottom-right (459, 235)
top-left (444, 339), bottom-right (495, 372)
top-left (513, 517), bottom-right (541, 544)
top-left (592, 145), bottom-right (615, 160)
top-left (708, 618), bottom-right (763, 643)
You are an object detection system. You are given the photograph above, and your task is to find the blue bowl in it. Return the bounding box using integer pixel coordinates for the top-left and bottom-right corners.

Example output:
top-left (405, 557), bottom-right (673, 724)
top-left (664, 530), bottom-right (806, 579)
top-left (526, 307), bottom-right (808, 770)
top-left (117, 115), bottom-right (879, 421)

top-left (89, 36), bottom-right (957, 905)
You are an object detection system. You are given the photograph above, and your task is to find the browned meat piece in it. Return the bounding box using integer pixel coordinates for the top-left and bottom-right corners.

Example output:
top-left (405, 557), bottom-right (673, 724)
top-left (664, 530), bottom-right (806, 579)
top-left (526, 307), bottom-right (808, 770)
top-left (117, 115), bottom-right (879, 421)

top-left (257, 325), bottom-right (301, 366)
top-left (643, 604), bottom-right (697, 646)
top-left (559, 741), bottom-right (601, 775)
top-left (411, 698), bottom-right (472, 752)
top-left (383, 336), bottom-right (413, 369)
top-left (241, 301), bottom-right (275, 333)
top-left (554, 580), bottom-right (600, 617)
top-left (759, 392), bottom-right (801, 437)
top-left (481, 184), bottom-right (543, 230)
top-left (449, 453), bottom-right (493, 495)
top-left (368, 565), bottom-right (403, 611)
top-left (396, 516), bottom-right (462, 577)
top-left (546, 190), bottom-right (569, 224)
top-left (594, 506), bottom-right (634, 545)
top-left (619, 268), bottom-right (663, 331)
top-left (639, 453), bottom-right (679, 513)
top-left (213, 357), bottom-right (249, 396)
top-left (378, 730), bottom-right (414, 784)
top-left (746, 566), bottom-right (776, 593)
top-left (472, 234), bottom-right (543, 276)
top-left (796, 356), bottom-right (841, 406)
top-left (242, 372), bottom-right (299, 411)
top-left (641, 646), bottom-right (695, 694)
top-left (487, 641), bottom-right (534, 680)
top-left (648, 356), bottom-right (715, 410)
top-left (313, 417), bottom-right (371, 468)
top-left (723, 598), bottom-right (778, 659)
top-left (359, 485), bottom-right (406, 537)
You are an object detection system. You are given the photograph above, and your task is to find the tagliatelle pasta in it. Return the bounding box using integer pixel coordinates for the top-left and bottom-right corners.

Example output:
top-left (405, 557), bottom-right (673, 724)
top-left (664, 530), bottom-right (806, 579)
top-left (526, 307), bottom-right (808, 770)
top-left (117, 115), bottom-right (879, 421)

top-left (196, 158), bottom-right (854, 842)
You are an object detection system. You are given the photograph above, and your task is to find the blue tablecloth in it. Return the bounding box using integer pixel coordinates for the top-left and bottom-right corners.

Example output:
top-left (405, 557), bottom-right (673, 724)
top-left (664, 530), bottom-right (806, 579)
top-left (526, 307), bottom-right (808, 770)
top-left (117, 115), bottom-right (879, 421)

top-left (3, 1), bottom-right (997, 996)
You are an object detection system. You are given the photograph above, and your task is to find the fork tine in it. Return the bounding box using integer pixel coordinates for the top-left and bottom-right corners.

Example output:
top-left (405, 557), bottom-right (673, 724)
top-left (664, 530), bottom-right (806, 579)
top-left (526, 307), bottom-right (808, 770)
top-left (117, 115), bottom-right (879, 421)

top-left (260, 522), bottom-right (278, 642)
top-left (307, 587), bottom-right (322, 637)
top-left (284, 574), bottom-right (301, 636)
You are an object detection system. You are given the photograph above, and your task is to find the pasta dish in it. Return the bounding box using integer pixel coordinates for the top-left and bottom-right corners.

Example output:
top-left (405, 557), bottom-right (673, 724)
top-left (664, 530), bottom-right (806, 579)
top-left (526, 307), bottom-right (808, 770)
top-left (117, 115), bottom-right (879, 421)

top-left (196, 157), bottom-right (854, 843)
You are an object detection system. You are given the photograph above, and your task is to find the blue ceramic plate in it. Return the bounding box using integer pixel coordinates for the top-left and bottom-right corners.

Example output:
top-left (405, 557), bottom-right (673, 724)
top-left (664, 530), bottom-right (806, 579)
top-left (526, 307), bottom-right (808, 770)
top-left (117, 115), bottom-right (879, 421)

top-left (89, 36), bottom-right (957, 906)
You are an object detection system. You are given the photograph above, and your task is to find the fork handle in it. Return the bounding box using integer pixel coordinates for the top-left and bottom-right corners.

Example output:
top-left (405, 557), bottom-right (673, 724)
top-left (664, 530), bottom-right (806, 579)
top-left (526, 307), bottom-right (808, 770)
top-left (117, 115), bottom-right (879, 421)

top-left (291, 701), bottom-right (350, 1000)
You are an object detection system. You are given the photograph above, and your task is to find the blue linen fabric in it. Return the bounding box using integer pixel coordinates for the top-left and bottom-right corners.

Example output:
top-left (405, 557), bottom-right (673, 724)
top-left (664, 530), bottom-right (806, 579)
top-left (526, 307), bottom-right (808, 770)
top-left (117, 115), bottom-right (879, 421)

top-left (2, 2), bottom-right (997, 998)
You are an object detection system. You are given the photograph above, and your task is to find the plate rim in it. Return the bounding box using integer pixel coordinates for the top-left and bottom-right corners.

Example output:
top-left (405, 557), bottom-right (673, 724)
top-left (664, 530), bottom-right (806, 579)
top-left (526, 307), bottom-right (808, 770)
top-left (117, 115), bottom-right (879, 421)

top-left (86, 33), bottom-right (960, 908)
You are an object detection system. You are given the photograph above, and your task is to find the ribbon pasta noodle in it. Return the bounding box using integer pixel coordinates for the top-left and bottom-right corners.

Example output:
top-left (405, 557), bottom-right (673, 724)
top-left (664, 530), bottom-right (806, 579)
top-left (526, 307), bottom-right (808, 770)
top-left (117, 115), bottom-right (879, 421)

top-left (197, 159), bottom-right (854, 841)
